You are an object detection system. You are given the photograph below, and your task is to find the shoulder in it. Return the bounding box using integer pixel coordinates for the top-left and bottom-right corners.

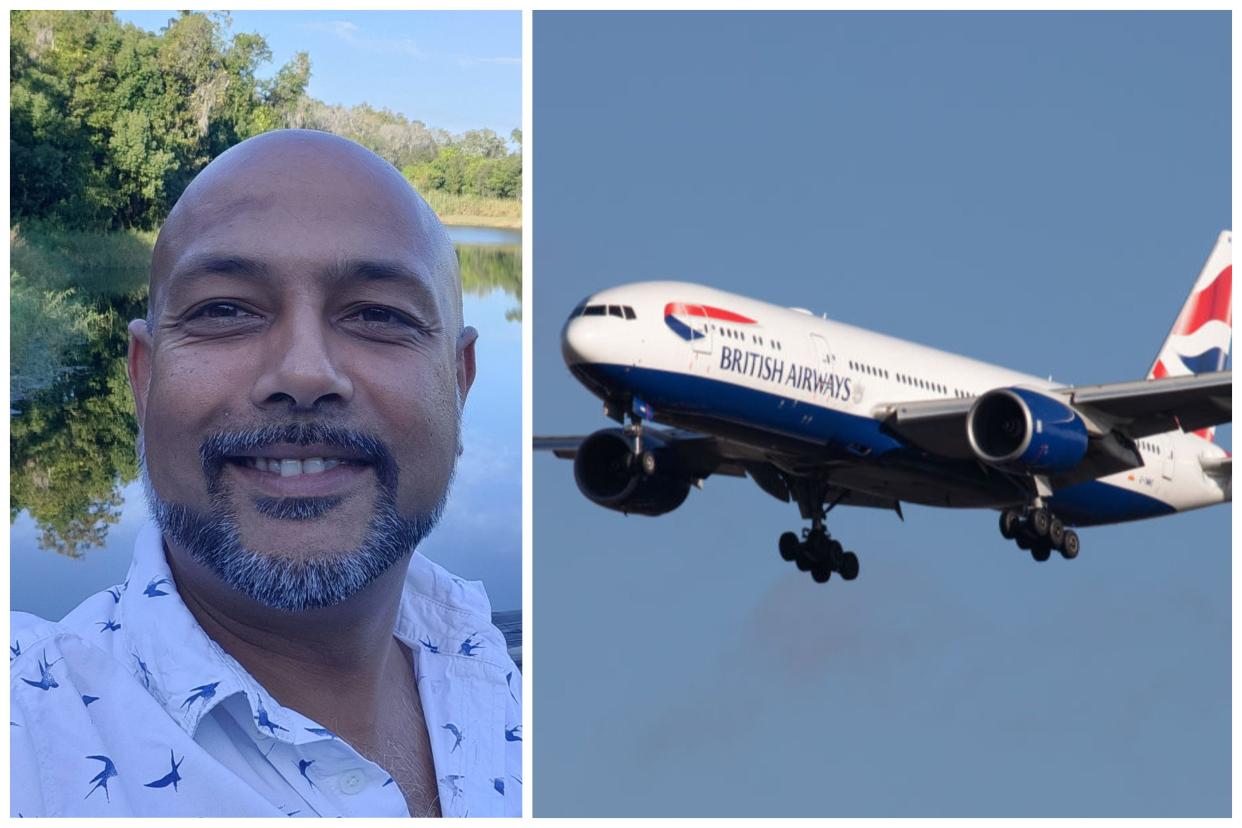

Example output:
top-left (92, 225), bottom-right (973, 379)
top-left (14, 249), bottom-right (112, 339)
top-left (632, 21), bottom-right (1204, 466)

top-left (11, 583), bottom-right (127, 660)
top-left (404, 554), bottom-right (494, 621)
top-left (400, 557), bottom-right (521, 673)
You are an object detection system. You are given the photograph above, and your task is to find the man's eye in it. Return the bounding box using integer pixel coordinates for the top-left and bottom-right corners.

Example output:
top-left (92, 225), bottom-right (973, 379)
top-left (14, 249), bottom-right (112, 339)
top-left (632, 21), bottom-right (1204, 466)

top-left (194, 303), bottom-right (248, 319)
top-left (351, 307), bottom-right (417, 328)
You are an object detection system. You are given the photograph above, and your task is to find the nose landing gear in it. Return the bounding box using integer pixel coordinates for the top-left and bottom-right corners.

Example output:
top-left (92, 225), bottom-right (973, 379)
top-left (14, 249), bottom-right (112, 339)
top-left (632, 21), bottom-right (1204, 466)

top-left (1000, 507), bottom-right (1080, 562)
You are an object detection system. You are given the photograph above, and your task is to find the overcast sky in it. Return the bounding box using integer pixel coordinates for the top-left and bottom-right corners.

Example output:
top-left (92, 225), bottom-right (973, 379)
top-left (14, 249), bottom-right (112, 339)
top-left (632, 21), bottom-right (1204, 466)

top-left (533, 11), bottom-right (1230, 817)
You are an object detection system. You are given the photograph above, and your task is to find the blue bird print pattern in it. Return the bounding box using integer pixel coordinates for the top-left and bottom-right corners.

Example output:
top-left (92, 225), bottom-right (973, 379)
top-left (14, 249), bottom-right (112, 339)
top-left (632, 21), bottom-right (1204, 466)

top-left (304, 726), bottom-right (336, 739)
top-left (143, 576), bottom-right (173, 597)
top-left (10, 639), bottom-right (21, 660)
top-left (442, 723), bottom-right (464, 753)
top-left (297, 759), bottom-right (316, 789)
top-left (418, 636), bottom-right (440, 653)
top-left (505, 725), bottom-right (521, 742)
top-left (458, 634), bottom-right (483, 657)
top-left (82, 694), bottom-right (100, 706)
top-left (97, 620), bottom-right (121, 633)
top-left (180, 682), bottom-right (220, 710)
top-left (440, 774), bottom-right (465, 806)
top-left (506, 671), bottom-right (518, 703)
top-left (134, 654), bottom-right (154, 690)
top-left (493, 777), bottom-right (505, 795)
top-left (85, 755), bottom-right (118, 801)
top-left (21, 650), bottom-right (63, 691)
top-left (144, 749), bottom-right (183, 791)
top-left (255, 698), bottom-right (288, 735)
top-left (106, 586), bottom-right (122, 603)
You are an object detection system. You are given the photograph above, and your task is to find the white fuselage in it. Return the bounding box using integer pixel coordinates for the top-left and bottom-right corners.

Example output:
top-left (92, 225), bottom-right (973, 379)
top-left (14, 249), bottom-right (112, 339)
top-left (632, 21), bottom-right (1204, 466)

top-left (562, 281), bottom-right (1230, 523)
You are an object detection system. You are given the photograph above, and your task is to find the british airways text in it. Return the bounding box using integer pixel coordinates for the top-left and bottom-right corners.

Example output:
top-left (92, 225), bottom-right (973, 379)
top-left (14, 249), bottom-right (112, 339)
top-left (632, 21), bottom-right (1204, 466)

top-left (719, 345), bottom-right (852, 401)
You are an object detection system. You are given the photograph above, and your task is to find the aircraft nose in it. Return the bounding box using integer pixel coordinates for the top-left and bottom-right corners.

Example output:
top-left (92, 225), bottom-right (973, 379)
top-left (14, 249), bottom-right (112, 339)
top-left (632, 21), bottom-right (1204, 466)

top-left (561, 314), bottom-right (607, 366)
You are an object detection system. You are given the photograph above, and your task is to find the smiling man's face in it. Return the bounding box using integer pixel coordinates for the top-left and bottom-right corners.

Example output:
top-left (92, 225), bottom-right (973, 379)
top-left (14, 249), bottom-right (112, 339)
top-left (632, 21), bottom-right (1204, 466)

top-left (129, 130), bottom-right (475, 609)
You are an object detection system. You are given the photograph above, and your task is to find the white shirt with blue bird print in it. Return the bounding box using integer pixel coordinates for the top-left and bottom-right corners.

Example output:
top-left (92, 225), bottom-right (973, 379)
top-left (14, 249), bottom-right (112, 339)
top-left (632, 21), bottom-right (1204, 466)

top-left (10, 522), bottom-right (522, 817)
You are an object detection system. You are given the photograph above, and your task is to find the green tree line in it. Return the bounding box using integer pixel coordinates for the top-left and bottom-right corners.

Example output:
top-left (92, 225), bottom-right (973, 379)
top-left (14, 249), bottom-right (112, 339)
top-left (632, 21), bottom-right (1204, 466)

top-left (10, 10), bottom-right (521, 231)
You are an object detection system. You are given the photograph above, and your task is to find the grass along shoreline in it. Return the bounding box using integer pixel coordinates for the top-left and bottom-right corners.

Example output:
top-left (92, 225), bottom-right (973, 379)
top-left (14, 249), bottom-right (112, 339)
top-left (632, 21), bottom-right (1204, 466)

top-left (420, 190), bottom-right (522, 230)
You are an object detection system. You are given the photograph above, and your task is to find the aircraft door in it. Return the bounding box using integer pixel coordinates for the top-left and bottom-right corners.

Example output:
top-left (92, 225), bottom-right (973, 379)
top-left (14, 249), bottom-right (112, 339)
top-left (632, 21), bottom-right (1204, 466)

top-left (809, 332), bottom-right (833, 368)
top-left (688, 304), bottom-right (713, 355)
top-left (1160, 443), bottom-right (1174, 481)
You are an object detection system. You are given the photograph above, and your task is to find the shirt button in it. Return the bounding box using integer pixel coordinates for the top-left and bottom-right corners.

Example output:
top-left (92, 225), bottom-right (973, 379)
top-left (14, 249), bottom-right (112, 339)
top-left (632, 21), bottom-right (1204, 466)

top-left (339, 770), bottom-right (366, 795)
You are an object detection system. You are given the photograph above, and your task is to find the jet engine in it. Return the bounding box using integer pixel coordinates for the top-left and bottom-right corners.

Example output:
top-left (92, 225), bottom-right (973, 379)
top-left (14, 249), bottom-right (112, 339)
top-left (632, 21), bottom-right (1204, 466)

top-left (572, 428), bottom-right (691, 516)
top-left (966, 387), bottom-right (1088, 474)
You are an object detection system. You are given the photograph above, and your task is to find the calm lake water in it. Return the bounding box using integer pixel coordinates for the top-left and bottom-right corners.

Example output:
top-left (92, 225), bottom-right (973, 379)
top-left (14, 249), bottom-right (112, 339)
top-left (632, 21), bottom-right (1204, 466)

top-left (10, 226), bottom-right (521, 654)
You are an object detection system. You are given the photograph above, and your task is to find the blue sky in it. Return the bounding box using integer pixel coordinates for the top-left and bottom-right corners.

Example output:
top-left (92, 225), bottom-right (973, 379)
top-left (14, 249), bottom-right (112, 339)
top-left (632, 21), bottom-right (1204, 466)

top-left (533, 12), bottom-right (1230, 817)
top-left (116, 11), bottom-right (521, 138)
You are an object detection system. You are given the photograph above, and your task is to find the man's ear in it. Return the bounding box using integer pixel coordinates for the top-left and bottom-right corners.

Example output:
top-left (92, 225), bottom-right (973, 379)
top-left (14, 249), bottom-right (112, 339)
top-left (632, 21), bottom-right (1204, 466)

top-left (127, 318), bottom-right (153, 423)
top-left (456, 325), bottom-right (479, 408)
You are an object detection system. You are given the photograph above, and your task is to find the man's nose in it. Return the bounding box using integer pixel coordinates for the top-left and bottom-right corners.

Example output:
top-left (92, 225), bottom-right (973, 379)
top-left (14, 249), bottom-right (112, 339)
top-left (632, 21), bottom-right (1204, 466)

top-left (250, 311), bottom-right (353, 411)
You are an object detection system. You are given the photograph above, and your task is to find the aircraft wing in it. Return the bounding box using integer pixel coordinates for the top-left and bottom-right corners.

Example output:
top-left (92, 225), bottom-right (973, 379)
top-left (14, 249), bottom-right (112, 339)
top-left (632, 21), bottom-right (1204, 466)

top-left (873, 370), bottom-right (1232, 482)
top-left (535, 429), bottom-right (747, 477)
top-left (535, 428), bottom-right (903, 511)
top-left (1055, 370), bottom-right (1232, 438)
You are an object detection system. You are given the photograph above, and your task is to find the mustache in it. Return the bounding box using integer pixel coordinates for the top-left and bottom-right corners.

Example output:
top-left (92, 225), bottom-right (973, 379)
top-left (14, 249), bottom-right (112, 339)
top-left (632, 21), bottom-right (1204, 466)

top-left (199, 422), bottom-right (399, 492)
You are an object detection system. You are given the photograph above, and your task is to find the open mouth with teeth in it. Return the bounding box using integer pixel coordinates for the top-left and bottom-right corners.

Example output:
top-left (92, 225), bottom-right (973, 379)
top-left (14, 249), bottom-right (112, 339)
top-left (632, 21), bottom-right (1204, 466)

top-left (219, 449), bottom-right (377, 502)
top-left (234, 456), bottom-right (361, 477)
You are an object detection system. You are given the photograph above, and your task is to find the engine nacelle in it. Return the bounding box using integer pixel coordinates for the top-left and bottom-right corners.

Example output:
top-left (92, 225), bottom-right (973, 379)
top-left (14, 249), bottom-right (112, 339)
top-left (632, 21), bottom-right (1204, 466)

top-left (966, 387), bottom-right (1088, 474)
top-left (572, 428), bottom-right (691, 516)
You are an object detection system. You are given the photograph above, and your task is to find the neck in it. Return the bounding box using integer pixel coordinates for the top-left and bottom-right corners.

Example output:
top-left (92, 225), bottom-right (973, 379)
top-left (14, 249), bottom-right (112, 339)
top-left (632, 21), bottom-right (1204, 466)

top-left (164, 536), bottom-right (413, 731)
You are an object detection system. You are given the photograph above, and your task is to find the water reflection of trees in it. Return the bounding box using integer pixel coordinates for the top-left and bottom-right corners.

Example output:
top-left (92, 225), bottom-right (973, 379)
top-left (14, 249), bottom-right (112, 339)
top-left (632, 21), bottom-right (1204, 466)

top-left (10, 242), bottom-right (520, 559)
top-left (10, 297), bottom-right (142, 559)
top-left (458, 244), bottom-right (522, 322)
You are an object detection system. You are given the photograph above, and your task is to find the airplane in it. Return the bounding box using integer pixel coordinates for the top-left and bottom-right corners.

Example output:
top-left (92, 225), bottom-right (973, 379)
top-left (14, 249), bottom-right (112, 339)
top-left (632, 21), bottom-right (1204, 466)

top-left (536, 231), bottom-right (1232, 584)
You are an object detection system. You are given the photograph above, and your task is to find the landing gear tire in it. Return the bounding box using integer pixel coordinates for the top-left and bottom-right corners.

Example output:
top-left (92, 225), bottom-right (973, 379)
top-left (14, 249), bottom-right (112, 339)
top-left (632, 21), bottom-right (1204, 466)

top-left (1031, 508), bottom-right (1051, 538)
top-left (1015, 531), bottom-right (1032, 551)
top-left (795, 548), bottom-right (813, 571)
top-left (1031, 541), bottom-right (1052, 563)
top-left (1049, 517), bottom-right (1065, 548)
top-left (999, 509), bottom-right (1022, 540)
top-left (1060, 529), bottom-right (1080, 560)
top-left (839, 552), bottom-right (860, 581)
top-left (779, 532), bottom-right (799, 562)
top-left (811, 564), bottom-right (832, 583)
top-left (639, 450), bottom-right (657, 476)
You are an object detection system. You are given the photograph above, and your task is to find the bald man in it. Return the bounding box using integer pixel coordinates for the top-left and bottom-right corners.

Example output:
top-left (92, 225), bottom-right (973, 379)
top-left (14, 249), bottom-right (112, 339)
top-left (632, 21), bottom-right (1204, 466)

top-left (10, 131), bottom-right (522, 818)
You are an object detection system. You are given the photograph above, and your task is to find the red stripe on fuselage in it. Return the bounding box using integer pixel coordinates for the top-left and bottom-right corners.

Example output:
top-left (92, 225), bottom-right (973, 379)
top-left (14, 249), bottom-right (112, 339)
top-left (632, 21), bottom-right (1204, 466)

top-left (1175, 266), bottom-right (1232, 335)
top-left (664, 302), bottom-right (757, 324)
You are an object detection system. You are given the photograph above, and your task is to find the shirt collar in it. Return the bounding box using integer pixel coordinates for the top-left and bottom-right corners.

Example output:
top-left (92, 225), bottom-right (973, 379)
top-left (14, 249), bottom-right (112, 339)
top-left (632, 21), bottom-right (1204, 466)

top-left (116, 521), bottom-right (504, 742)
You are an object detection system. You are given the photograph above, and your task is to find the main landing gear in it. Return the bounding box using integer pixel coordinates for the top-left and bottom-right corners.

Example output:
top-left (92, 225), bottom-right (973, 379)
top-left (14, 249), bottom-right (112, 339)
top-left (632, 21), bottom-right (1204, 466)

top-left (999, 506), bottom-right (1080, 562)
top-left (778, 483), bottom-right (860, 584)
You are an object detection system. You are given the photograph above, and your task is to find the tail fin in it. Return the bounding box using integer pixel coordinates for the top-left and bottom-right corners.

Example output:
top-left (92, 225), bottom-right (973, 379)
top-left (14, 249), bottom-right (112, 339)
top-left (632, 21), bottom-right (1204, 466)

top-left (1148, 230), bottom-right (1232, 441)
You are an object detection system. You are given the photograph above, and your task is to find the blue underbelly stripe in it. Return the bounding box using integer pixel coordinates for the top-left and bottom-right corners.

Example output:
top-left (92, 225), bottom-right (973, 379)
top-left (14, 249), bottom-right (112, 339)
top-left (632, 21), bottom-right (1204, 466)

top-left (578, 362), bottom-right (907, 453)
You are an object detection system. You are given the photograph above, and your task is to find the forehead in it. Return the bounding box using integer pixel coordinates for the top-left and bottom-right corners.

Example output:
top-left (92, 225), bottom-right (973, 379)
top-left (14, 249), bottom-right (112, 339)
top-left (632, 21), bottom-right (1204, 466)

top-left (174, 167), bottom-right (426, 271)
top-left (153, 141), bottom-right (455, 308)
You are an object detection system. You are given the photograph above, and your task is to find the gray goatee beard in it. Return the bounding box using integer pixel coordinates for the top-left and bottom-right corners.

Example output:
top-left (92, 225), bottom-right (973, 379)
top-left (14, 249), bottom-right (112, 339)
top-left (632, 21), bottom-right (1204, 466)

top-left (138, 423), bottom-right (453, 612)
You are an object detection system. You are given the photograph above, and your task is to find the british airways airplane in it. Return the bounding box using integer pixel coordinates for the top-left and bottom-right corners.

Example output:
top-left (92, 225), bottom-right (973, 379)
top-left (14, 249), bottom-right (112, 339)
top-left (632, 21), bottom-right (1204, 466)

top-left (537, 232), bottom-right (1232, 584)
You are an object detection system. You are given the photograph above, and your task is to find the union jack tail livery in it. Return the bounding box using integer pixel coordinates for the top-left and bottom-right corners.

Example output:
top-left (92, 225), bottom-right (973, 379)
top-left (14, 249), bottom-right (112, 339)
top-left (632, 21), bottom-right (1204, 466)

top-left (1148, 230), bottom-right (1232, 441)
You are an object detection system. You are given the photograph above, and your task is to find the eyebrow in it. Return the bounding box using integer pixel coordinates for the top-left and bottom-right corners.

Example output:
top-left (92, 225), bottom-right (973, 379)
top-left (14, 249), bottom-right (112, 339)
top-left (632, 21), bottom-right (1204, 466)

top-left (166, 254), bottom-right (433, 288)
top-left (163, 253), bottom-right (442, 319)
top-left (166, 253), bottom-right (271, 284)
